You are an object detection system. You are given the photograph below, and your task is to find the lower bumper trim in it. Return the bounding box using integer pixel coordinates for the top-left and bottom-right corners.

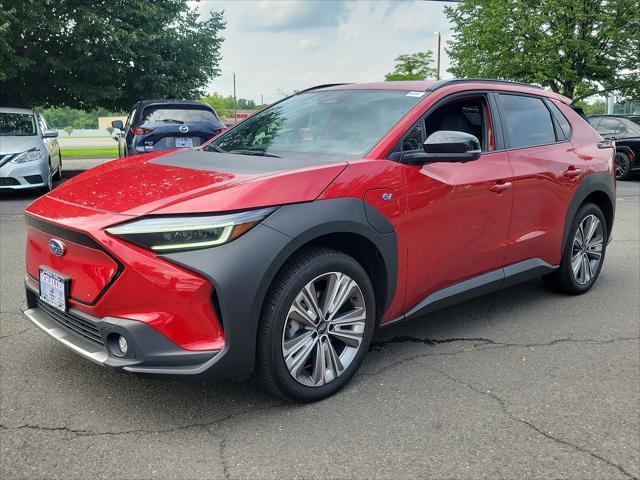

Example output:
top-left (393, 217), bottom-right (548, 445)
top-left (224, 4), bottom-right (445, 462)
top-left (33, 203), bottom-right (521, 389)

top-left (24, 306), bottom-right (109, 365)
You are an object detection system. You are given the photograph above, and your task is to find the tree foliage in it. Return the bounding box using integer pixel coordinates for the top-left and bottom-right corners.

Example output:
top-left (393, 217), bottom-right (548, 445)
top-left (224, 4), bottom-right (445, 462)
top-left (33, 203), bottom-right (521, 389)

top-left (38, 106), bottom-right (124, 128)
top-left (0, 0), bottom-right (225, 109)
top-left (201, 93), bottom-right (260, 118)
top-left (445, 0), bottom-right (640, 101)
top-left (385, 51), bottom-right (438, 81)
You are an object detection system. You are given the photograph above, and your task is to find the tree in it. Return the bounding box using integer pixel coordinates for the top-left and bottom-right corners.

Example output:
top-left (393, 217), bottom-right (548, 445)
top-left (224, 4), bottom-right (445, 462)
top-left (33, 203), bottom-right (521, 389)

top-left (0, 0), bottom-right (225, 109)
top-left (385, 52), bottom-right (438, 81)
top-left (573, 98), bottom-right (607, 116)
top-left (64, 126), bottom-right (74, 137)
top-left (445, 0), bottom-right (640, 101)
top-left (201, 94), bottom-right (231, 118)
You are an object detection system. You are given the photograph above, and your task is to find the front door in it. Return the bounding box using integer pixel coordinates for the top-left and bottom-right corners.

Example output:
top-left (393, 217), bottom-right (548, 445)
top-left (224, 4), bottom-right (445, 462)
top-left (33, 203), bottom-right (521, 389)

top-left (401, 93), bottom-right (513, 311)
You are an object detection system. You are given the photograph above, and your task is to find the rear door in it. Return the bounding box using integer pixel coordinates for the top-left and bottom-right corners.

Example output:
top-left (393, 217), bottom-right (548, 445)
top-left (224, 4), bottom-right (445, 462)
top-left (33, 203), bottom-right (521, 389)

top-left (402, 91), bottom-right (514, 310)
top-left (498, 93), bottom-right (585, 267)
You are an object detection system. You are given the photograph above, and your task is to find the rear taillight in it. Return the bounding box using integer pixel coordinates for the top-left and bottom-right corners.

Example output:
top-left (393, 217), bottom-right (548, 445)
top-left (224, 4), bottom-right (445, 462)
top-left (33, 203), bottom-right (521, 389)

top-left (132, 127), bottom-right (154, 135)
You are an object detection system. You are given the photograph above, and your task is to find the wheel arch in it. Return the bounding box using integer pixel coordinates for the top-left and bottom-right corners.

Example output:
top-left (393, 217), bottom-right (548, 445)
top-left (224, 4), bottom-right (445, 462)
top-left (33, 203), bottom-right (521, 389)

top-left (261, 199), bottom-right (398, 318)
top-left (562, 172), bottom-right (615, 253)
top-left (270, 231), bottom-right (390, 320)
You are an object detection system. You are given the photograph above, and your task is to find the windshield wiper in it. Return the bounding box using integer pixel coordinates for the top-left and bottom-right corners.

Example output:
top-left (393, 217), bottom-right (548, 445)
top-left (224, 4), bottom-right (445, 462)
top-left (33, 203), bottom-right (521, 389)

top-left (228, 149), bottom-right (281, 158)
top-left (206, 144), bottom-right (225, 153)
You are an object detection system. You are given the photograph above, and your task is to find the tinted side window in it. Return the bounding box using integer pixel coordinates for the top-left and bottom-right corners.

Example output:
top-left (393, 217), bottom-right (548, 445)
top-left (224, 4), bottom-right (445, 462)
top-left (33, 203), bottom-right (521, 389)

top-left (500, 94), bottom-right (556, 148)
top-left (547, 102), bottom-right (571, 139)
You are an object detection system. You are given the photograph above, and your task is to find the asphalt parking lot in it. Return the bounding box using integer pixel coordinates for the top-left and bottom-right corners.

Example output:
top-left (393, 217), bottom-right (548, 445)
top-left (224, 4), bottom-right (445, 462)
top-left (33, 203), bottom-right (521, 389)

top-left (1, 179), bottom-right (638, 479)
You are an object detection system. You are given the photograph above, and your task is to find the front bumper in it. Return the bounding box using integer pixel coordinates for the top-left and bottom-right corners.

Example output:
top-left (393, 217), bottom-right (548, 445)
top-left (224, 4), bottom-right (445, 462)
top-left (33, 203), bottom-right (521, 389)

top-left (23, 282), bottom-right (221, 376)
top-left (0, 158), bottom-right (48, 189)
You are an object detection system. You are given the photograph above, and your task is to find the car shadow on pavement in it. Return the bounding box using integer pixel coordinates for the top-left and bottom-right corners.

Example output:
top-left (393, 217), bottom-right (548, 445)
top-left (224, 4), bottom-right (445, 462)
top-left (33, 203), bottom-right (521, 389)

top-left (31, 277), bottom-right (567, 419)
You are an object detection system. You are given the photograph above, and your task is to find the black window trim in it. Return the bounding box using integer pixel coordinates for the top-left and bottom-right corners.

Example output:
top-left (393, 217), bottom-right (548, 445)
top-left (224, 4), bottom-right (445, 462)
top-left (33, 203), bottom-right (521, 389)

top-left (543, 98), bottom-right (573, 141)
top-left (386, 89), bottom-right (505, 161)
top-left (495, 91), bottom-right (571, 151)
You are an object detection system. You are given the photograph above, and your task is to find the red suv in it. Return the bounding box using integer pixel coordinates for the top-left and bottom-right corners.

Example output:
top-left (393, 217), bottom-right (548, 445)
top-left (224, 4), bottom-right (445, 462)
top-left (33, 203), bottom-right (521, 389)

top-left (23, 80), bottom-right (615, 402)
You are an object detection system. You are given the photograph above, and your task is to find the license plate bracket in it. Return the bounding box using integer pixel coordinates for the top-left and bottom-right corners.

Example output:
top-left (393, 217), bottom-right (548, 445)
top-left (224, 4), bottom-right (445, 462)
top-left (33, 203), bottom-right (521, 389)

top-left (39, 267), bottom-right (69, 313)
top-left (175, 137), bottom-right (193, 148)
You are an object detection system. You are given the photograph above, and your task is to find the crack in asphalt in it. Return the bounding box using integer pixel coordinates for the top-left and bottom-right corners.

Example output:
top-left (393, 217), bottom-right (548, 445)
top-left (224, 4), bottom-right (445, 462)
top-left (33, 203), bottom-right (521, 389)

top-left (429, 367), bottom-right (639, 480)
top-left (0, 402), bottom-right (284, 442)
top-left (363, 336), bottom-right (639, 377)
top-left (0, 326), bottom-right (35, 340)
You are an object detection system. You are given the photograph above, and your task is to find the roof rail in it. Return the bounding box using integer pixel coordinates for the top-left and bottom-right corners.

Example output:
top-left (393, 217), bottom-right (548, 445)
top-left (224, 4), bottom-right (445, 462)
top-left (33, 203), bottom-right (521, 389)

top-left (298, 83), bottom-right (352, 93)
top-left (426, 78), bottom-right (545, 91)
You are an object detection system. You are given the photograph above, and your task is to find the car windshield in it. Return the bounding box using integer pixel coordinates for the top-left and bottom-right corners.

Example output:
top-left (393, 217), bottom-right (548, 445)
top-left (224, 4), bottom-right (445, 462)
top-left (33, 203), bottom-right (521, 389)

top-left (0, 112), bottom-right (36, 136)
top-left (142, 107), bottom-right (220, 124)
top-left (205, 90), bottom-right (424, 159)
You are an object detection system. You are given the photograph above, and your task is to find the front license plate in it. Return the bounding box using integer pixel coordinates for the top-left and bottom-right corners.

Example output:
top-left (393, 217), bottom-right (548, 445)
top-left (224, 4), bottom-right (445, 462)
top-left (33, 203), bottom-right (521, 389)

top-left (175, 137), bottom-right (193, 148)
top-left (39, 268), bottom-right (69, 312)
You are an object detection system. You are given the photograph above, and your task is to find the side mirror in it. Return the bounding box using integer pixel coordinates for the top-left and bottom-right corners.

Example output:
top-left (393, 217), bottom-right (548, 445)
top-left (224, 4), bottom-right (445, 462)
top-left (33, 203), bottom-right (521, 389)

top-left (42, 129), bottom-right (58, 138)
top-left (111, 120), bottom-right (124, 130)
top-left (403, 130), bottom-right (481, 165)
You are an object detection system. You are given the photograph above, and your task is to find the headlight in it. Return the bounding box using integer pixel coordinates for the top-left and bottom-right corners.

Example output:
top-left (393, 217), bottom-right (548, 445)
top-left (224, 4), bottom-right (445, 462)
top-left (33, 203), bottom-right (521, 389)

top-left (11, 149), bottom-right (44, 164)
top-left (106, 207), bottom-right (277, 252)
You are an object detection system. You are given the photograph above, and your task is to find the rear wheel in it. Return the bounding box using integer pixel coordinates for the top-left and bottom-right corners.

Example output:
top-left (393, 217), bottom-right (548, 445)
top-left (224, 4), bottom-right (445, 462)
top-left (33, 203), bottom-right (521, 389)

top-left (614, 152), bottom-right (631, 180)
top-left (256, 247), bottom-right (375, 402)
top-left (543, 203), bottom-right (607, 294)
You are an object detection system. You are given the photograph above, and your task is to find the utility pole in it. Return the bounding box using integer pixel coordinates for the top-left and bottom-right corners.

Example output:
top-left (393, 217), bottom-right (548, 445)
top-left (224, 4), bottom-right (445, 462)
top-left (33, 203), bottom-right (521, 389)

top-left (436, 31), bottom-right (441, 81)
top-left (261, 94), bottom-right (264, 107)
top-left (233, 73), bottom-right (237, 125)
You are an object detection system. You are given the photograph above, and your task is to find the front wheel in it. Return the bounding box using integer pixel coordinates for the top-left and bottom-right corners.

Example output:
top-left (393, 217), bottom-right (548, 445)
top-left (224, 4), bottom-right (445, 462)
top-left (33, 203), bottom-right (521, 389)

top-left (543, 202), bottom-right (607, 294)
top-left (256, 247), bottom-right (376, 402)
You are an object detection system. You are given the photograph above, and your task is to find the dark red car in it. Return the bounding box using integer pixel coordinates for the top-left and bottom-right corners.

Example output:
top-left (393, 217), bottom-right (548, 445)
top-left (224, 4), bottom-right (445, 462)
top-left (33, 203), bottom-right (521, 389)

top-left (23, 80), bottom-right (615, 402)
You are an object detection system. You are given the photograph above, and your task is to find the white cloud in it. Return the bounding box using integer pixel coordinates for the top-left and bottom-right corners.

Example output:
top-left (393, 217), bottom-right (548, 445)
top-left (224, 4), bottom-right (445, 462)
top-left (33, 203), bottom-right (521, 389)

top-left (200, 0), bottom-right (453, 103)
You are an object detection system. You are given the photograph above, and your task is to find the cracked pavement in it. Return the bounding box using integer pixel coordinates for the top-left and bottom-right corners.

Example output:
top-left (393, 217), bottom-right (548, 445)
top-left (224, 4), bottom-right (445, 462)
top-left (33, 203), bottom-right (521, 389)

top-left (1, 180), bottom-right (639, 479)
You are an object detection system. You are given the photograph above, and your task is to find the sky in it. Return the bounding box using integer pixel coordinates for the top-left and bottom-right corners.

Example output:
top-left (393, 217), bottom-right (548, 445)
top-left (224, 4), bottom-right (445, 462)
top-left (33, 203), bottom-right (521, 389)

top-left (196, 0), bottom-right (454, 104)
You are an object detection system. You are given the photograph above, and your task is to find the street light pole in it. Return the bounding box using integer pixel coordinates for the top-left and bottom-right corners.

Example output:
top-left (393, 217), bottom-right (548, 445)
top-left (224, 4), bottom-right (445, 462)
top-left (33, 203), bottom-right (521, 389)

top-left (436, 31), bottom-right (441, 81)
top-left (233, 73), bottom-right (237, 125)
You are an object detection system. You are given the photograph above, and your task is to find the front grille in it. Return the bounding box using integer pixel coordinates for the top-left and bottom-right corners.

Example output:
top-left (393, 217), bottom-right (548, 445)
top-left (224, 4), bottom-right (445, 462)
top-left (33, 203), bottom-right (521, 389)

top-left (36, 299), bottom-right (104, 345)
top-left (0, 177), bottom-right (19, 186)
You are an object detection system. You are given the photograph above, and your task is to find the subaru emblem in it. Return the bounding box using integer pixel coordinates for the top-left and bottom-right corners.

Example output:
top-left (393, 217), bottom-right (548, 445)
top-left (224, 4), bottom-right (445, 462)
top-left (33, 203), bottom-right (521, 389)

top-left (49, 239), bottom-right (66, 257)
top-left (179, 125), bottom-right (189, 133)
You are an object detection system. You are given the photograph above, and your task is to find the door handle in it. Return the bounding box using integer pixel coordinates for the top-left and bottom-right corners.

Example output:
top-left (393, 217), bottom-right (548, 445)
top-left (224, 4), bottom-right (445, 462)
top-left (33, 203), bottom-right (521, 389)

top-left (490, 182), bottom-right (512, 193)
top-left (564, 167), bottom-right (583, 178)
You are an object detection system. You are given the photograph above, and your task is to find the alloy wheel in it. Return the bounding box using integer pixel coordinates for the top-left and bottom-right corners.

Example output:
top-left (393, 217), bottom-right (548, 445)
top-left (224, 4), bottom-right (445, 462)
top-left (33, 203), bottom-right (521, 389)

top-left (282, 272), bottom-right (366, 387)
top-left (571, 214), bottom-right (604, 285)
top-left (615, 153), bottom-right (629, 179)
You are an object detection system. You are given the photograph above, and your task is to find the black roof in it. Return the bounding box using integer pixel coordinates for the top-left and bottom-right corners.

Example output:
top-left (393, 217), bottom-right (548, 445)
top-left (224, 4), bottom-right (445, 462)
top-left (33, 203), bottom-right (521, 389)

top-left (136, 99), bottom-right (212, 109)
top-left (588, 114), bottom-right (640, 119)
top-left (426, 78), bottom-right (545, 91)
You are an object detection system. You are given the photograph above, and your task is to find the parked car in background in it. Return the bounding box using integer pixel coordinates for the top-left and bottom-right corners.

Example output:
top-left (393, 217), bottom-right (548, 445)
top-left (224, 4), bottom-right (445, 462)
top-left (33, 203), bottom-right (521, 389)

top-left (0, 108), bottom-right (61, 191)
top-left (588, 114), bottom-right (640, 180)
top-left (23, 80), bottom-right (615, 402)
top-left (112, 100), bottom-right (225, 158)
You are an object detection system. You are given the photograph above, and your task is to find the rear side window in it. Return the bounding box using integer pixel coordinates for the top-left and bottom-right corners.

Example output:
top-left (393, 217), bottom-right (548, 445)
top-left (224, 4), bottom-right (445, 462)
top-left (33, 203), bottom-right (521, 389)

top-left (141, 107), bottom-right (219, 124)
top-left (547, 102), bottom-right (571, 139)
top-left (500, 94), bottom-right (556, 148)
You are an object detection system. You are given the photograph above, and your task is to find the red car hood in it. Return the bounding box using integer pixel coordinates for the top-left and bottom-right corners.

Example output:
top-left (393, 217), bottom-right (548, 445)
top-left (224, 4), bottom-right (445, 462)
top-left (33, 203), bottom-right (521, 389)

top-left (47, 150), bottom-right (348, 216)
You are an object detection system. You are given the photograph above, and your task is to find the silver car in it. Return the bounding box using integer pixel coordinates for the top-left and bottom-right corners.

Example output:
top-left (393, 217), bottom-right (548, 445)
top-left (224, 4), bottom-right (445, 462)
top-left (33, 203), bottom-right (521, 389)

top-left (0, 107), bottom-right (62, 191)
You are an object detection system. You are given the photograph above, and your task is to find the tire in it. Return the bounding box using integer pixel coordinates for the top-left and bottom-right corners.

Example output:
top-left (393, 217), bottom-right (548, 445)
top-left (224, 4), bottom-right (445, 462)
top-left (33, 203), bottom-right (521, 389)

top-left (614, 151), bottom-right (631, 181)
top-left (256, 247), bottom-right (376, 402)
top-left (543, 202), bottom-right (607, 294)
top-left (52, 154), bottom-right (62, 181)
top-left (42, 160), bottom-right (53, 192)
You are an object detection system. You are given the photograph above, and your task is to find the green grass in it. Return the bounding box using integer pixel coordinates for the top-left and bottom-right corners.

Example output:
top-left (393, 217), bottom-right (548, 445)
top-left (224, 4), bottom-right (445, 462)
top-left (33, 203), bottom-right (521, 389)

top-left (61, 147), bottom-right (119, 158)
